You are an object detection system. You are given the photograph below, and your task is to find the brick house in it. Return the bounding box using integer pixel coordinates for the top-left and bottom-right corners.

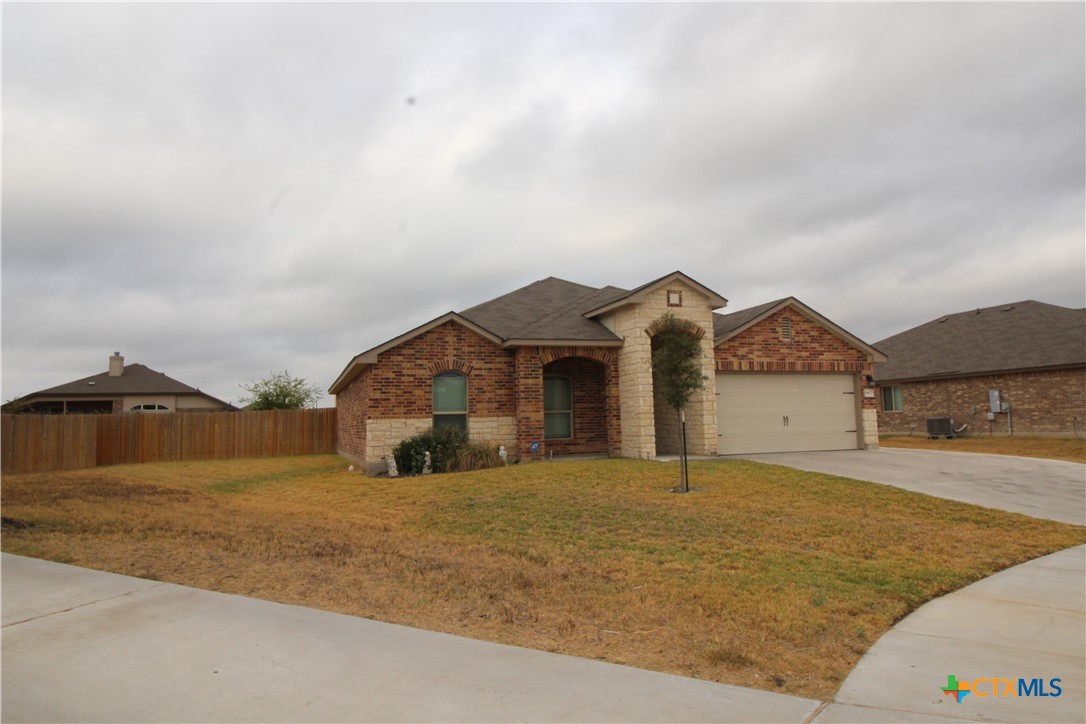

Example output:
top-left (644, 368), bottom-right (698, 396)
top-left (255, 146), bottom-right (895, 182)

top-left (6, 352), bottom-right (237, 414)
top-left (873, 301), bottom-right (1086, 437)
top-left (331, 272), bottom-right (886, 469)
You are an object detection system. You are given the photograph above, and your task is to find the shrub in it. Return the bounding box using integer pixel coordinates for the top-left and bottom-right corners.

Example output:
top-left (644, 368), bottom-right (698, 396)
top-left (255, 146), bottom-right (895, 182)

top-left (448, 441), bottom-right (503, 472)
top-left (392, 426), bottom-right (468, 475)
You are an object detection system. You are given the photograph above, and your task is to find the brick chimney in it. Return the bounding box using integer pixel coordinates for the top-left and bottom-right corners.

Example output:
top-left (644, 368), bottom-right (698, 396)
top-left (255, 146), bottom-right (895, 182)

top-left (109, 351), bottom-right (124, 377)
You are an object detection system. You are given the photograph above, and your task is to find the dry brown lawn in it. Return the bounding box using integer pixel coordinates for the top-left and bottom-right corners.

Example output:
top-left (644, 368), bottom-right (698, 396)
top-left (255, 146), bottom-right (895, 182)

top-left (879, 435), bottom-right (1086, 464)
top-left (2, 455), bottom-right (1083, 700)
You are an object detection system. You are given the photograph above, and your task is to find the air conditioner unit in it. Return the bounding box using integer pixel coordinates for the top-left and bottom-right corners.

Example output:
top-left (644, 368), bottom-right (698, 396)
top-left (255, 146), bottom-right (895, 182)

top-left (926, 417), bottom-right (955, 438)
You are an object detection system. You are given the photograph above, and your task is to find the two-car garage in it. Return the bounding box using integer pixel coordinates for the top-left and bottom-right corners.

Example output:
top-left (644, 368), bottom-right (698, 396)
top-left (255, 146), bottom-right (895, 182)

top-left (715, 373), bottom-right (860, 455)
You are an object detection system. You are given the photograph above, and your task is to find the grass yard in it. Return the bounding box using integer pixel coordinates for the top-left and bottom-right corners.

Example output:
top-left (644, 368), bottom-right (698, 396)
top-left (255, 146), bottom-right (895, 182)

top-left (2, 455), bottom-right (1083, 700)
top-left (880, 434), bottom-right (1086, 464)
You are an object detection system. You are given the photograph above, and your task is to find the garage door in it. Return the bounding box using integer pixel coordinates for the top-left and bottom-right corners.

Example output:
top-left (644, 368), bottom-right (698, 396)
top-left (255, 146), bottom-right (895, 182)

top-left (716, 373), bottom-right (858, 454)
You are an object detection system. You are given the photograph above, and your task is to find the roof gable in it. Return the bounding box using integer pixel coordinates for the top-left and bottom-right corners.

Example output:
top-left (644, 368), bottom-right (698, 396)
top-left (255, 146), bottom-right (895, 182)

top-left (582, 271), bottom-right (728, 317)
top-left (329, 312), bottom-right (504, 394)
top-left (714, 298), bottom-right (886, 361)
top-left (874, 301), bottom-right (1086, 382)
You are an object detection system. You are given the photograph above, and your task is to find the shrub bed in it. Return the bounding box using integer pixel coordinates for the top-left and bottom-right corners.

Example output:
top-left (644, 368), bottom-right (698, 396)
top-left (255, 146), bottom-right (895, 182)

top-left (392, 427), bottom-right (503, 474)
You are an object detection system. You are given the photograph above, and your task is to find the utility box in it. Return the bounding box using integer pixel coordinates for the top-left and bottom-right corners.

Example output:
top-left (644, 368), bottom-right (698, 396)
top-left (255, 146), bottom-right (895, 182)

top-left (988, 389), bottom-right (1002, 414)
top-left (927, 417), bottom-right (956, 438)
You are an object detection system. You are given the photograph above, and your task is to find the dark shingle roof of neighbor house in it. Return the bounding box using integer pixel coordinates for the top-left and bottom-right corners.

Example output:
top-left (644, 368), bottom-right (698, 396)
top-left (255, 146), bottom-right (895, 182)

top-left (23, 364), bottom-right (236, 407)
top-left (873, 301), bottom-right (1086, 382)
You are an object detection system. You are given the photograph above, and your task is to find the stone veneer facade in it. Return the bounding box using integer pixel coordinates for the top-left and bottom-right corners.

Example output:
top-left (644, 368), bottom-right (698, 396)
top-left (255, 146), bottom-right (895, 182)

top-left (612, 280), bottom-right (718, 459)
top-left (877, 367), bottom-right (1086, 437)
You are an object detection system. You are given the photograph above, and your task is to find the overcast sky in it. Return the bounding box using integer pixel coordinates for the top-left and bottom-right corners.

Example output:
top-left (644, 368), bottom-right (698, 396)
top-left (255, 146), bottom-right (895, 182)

top-left (3, 3), bottom-right (1084, 406)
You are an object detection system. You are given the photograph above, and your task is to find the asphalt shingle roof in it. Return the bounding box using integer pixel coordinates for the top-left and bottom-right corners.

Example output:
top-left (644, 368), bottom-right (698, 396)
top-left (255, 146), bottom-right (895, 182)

top-left (459, 277), bottom-right (625, 342)
top-left (24, 364), bottom-right (234, 409)
top-left (873, 301), bottom-right (1086, 382)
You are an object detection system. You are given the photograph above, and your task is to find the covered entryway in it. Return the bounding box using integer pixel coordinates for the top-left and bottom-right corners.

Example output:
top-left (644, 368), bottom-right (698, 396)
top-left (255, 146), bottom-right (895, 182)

top-left (536, 350), bottom-right (621, 458)
top-left (716, 373), bottom-right (858, 454)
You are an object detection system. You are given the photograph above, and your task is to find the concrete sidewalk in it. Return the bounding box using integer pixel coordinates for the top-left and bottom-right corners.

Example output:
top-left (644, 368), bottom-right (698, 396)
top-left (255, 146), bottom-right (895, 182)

top-left (819, 545), bottom-right (1086, 723)
top-left (4, 549), bottom-right (1084, 724)
top-left (1, 553), bottom-right (819, 723)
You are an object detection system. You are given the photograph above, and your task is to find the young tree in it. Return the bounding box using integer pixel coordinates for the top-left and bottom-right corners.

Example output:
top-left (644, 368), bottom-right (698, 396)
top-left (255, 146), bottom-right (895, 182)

top-left (649, 312), bottom-right (707, 493)
top-left (239, 371), bottom-right (323, 410)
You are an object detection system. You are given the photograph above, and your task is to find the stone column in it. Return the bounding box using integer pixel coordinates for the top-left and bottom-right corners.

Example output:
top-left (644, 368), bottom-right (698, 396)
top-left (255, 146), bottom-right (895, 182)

top-left (861, 359), bottom-right (879, 449)
top-left (615, 312), bottom-right (657, 459)
top-left (682, 334), bottom-right (719, 456)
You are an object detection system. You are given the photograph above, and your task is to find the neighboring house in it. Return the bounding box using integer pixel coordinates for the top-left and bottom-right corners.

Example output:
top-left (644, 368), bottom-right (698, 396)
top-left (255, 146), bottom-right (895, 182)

top-left (331, 271), bottom-right (886, 469)
top-left (6, 352), bottom-right (237, 414)
top-left (873, 301), bottom-right (1086, 437)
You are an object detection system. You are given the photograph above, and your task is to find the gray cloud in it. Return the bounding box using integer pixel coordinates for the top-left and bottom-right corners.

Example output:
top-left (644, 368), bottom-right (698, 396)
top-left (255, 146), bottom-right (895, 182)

top-left (3, 3), bottom-right (1083, 403)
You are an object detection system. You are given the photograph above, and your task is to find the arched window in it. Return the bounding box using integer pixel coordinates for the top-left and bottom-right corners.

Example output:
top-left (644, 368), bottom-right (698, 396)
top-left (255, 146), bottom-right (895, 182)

top-left (543, 375), bottom-right (572, 439)
top-left (433, 372), bottom-right (467, 432)
top-left (129, 403), bottom-right (170, 412)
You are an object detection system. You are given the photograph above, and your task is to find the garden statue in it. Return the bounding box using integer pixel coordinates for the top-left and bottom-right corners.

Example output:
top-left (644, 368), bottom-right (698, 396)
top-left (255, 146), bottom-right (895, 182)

top-left (498, 446), bottom-right (508, 465)
top-left (422, 451), bottom-right (432, 475)
top-left (386, 456), bottom-right (398, 478)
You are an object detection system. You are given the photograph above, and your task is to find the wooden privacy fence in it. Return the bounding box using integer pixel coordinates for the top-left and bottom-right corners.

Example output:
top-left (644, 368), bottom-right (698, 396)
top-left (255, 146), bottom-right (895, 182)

top-left (1, 408), bottom-right (337, 474)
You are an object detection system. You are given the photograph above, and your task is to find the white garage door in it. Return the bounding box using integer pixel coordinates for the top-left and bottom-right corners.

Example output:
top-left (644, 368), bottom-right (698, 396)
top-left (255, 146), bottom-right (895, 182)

top-left (716, 373), bottom-right (858, 455)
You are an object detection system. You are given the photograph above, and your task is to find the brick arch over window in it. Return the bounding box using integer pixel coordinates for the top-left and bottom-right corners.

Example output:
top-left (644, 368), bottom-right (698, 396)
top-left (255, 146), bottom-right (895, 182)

top-left (426, 358), bottom-right (475, 376)
top-left (537, 347), bottom-right (615, 366)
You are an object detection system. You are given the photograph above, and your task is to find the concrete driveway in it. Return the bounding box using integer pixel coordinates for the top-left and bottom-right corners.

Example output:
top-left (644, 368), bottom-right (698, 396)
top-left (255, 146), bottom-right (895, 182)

top-left (732, 447), bottom-right (1086, 525)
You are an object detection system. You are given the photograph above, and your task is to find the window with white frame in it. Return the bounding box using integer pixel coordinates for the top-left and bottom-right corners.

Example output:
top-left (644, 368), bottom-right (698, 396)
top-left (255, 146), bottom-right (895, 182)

top-left (543, 375), bottom-right (572, 439)
top-left (129, 403), bottom-right (170, 412)
top-left (433, 372), bottom-right (468, 432)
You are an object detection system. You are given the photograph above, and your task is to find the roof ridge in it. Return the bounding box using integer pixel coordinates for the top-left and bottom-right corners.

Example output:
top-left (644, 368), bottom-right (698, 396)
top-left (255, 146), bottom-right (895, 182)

top-left (875, 300), bottom-right (1083, 346)
top-left (460, 276), bottom-right (593, 316)
top-left (576, 285), bottom-right (629, 315)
